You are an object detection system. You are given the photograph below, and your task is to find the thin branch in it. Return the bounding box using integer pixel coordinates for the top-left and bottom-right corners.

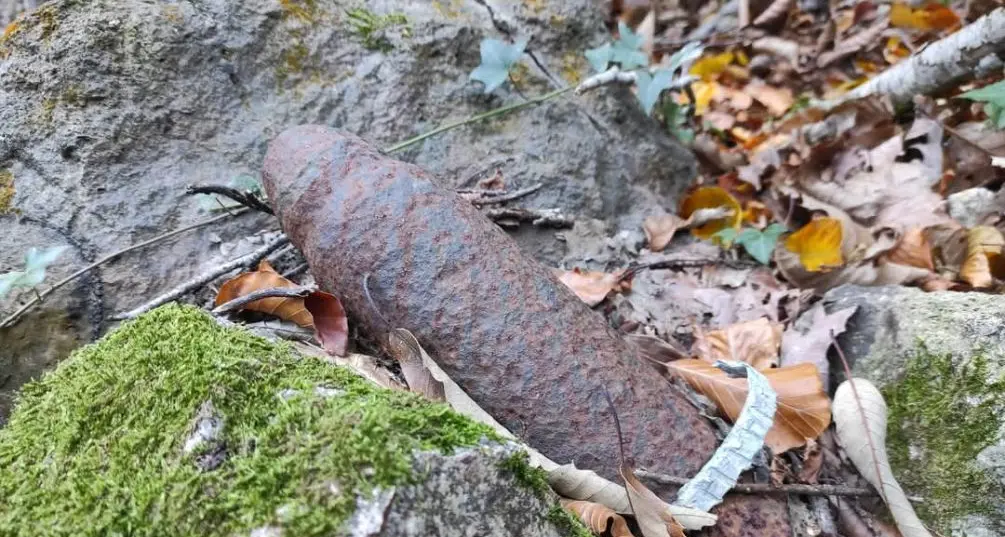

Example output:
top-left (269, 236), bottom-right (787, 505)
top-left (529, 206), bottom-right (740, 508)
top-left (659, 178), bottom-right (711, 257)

top-left (113, 234), bottom-right (290, 320)
top-left (623, 255), bottom-right (759, 279)
top-left (282, 262), bottom-right (310, 280)
top-left (466, 183), bottom-right (543, 205)
top-left (187, 185), bottom-right (274, 215)
top-left (483, 207), bottom-right (575, 228)
top-left (635, 470), bottom-right (923, 501)
top-left (212, 286), bottom-right (311, 315)
top-left (1, 210), bottom-right (246, 329)
top-left (383, 86), bottom-right (574, 154)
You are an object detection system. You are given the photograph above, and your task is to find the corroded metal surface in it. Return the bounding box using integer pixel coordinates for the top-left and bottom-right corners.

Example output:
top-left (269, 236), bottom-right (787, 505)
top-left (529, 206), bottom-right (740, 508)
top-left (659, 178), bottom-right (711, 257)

top-left (262, 126), bottom-right (789, 536)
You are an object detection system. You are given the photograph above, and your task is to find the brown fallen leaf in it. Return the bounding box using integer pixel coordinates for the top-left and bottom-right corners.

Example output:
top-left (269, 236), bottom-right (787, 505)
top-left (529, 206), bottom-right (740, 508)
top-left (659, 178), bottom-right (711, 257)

top-left (556, 268), bottom-right (628, 307)
top-left (666, 360), bottom-right (831, 453)
top-left (960, 225), bottom-right (1005, 288)
top-left (694, 317), bottom-right (783, 369)
top-left (770, 454), bottom-right (789, 487)
top-left (386, 328), bottom-right (445, 402)
top-left (620, 462), bottom-right (686, 537)
top-left (779, 302), bottom-right (857, 390)
top-left (216, 260), bottom-right (349, 356)
top-left (884, 227), bottom-right (934, 271)
top-left (744, 82), bottom-right (794, 117)
top-left (644, 213), bottom-right (688, 252)
top-left (560, 499), bottom-right (632, 537)
top-left (798, 439), bottom-right (823, 484)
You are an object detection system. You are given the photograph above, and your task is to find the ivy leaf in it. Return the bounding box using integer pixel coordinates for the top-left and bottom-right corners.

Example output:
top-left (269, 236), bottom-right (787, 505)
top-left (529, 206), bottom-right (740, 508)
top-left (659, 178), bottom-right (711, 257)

top-left (636, 68), bottom-right (674, 115)
top-left (22, 246), bottom-right (67, 287)
top-left (735, 224), bottom-right (787, 265)
top-left (664, 41), bottom-right (704, 75)
top-left (960, 81), bottom-right (1005, 129)
top-left (470, 38), bottom-right (528, 93)
top-left (0, 272), bottom-right (24, 298)
top-left (713, 227), bottom-right (739, 248)
top-left (584, 43), bottom-right (613, 73)
top-left (610, 21), bottom-right (648, 70)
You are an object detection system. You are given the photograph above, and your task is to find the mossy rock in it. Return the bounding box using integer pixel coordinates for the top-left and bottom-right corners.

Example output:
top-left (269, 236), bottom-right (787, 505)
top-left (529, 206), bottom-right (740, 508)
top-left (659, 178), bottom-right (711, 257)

top-left (0, 304), bottom-right (576, 537)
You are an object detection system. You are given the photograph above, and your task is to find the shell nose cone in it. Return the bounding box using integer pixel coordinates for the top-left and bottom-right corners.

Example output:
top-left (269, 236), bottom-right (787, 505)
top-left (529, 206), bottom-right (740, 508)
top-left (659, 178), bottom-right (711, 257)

top-left (262, 124), bottom-right (341, 217)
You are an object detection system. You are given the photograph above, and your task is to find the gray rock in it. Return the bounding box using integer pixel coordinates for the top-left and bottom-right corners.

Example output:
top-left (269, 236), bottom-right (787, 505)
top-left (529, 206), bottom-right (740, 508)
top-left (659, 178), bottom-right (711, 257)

top-left (946, 187), bottom-right (997, 227)
top-left (0, 0), bottom-right (36, 26)
top-left (821, 285), bottom-right (1005, 537)
top-left (0, 0), bottom-right (696, 420)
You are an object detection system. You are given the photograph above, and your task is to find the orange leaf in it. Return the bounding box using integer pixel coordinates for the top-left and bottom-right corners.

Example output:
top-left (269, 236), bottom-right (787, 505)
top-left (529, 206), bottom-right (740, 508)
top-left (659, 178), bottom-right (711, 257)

top-left (784, 218), bottom-right (844, 272)
top-left (679, 186), bottom-right (742, 240)
top-left (666, 360), bottom-right (831, 453)
top-left (694, 318), bottom-right (783, 370)
top-left (885, 227), bottom-right (934, 271)
top-left (960, 226), bottom-right (1004, 288)
top-left (620, 462), bottom-right (687, 537)
top-left (560, 499), bottom-right (632, 537)
top-left (891, 2), bottom-right (959, 31)
top-left (743, 83), bottom-right (794, 117)
top-left (556, 268), bottom-right (627, 307)
top-left (215, 260), bottom-right (311, 326)
top-left (643, 213), bottom-right (688, 252)
top-left (215, 260), bottom-right (349, 356)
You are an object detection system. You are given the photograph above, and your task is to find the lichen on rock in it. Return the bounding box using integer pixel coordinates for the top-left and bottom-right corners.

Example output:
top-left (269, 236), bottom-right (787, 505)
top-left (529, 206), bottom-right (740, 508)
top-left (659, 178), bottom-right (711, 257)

top-left (1, 304), bottom-right (563, 536)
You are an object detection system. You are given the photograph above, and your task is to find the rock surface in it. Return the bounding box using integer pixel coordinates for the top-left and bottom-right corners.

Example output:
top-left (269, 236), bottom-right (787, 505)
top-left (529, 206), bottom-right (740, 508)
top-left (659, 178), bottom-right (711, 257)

top-left (0, 304), bottom-right (580, 537)
top-left (822, 285), bottom-right (1005, 537)
top-left (0, 0), bottom-right (696, 420)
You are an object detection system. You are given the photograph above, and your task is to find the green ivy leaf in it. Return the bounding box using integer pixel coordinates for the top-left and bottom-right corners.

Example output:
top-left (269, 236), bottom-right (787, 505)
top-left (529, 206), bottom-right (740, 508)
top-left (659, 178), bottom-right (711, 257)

top-left (960, 80), bottom-right (1005, 107)
top-left (610, 21), bottom-right (648, 70)
top-left (636, 68), bottom-right (674, 115)
top-left (584, 43), bottom-right (613, 73)
top-left (470, 38), bottom-right (528, 93)
top-left (0, 246), bottom-right (66, 298)
top-left (0, 271), bottom-right (24, 298)
top-left (712, 227), bottom-right (739, 248)
top-left (734, 224), bottom-right (786, 265)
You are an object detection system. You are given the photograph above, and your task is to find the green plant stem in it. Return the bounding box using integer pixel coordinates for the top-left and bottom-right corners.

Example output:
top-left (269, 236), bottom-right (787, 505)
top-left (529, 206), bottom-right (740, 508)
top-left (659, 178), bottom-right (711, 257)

top-left (0, 210), bottom-right (247, 329)
top-left (383, 86), bottom-right (574, 154)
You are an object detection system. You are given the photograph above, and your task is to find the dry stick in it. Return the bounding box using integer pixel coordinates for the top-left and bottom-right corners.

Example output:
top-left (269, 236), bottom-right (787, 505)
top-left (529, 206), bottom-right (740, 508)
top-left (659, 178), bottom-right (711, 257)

top-left (114, 234), bottom-right (290, 320)
top-left (0, 210), bottom-right (246, 329)
top-left (467, 183), bottom-right (543, 205)
top-left (635, 470), bottom-right (923, 502)
top-left (831, 331), bottom-right (889, 506)
top-left (187, 185), bottom-right (275, 215)
top-left (211, 286), bottom-right (311, 315)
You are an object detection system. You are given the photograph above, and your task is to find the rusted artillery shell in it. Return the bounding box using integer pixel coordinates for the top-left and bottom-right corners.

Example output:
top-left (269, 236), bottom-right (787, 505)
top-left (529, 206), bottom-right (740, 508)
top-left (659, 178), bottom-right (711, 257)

top-left (263, 126), bottom-right (788, 536)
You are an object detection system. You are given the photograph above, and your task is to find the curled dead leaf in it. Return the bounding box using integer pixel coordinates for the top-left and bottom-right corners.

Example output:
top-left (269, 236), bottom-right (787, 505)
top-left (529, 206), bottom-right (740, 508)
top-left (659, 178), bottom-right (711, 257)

top-left (960, 225), bottom-right (1005, 288)
top-left (387, 328), bottom-right (445, 402)
top-left (620, 462), bottom-right (686, 537)
top-left (644, 213), bottom-right (688, 252)
top-left (884, 227), bottom-right (934, 271)
top-left (556, 268), bottom-right (629, 307)
top-left (680, 186), bottom-right (742, 239)
top-left (694, 317), bottom-right (783, 369)
top-left (784, 218), bottom-right (844, 271)
top-left (560, 499), bottom-right (632, 537)
top-left (666, 360), bottom-right (831, 453)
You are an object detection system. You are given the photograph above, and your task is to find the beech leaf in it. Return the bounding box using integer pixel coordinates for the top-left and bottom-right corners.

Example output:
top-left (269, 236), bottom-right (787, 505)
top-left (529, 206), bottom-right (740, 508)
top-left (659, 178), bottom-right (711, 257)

top-left (784, 218), bottom-right (844, 271)
top-left (386, 328), bottom-right (445, 401)
top-left (780, 303), bottom-right (857, 389)
top-left (560, 499), bottom-right (632, 537)
top-left (680, 186), bottom-right (742, 240)
top-left (694, 317), bottom-right (783, 370)
top-left (960, 225), bottom-right (1004, 288)
top-left (643, 213), bottom-right (688, 252)
top-left (620, 462), bottom-right (686, 537)
top-left (666, 360), bottom-right (831, 453)
top-left (556, 268), bottom-right (627, 307)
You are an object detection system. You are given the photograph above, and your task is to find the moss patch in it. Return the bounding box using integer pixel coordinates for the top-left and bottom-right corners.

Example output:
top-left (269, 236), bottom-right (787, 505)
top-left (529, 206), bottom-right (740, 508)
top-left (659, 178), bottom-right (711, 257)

top-left (345, 8), bottom-right (410, 52)
top-left (883, 348), bottom-right (1005, 534)
top-left (0, 170), bottom-right (14, 214)
top-left (499, 451), bottom-right (552, 499)
top-left (0, 304), bottom-right (493, 536)
top-left (547, 505), bottom-right (595, 537)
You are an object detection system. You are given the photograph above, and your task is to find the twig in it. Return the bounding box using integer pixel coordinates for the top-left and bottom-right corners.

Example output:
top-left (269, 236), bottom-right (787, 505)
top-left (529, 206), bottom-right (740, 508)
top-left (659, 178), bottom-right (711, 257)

top-left (465, 183), bottom-right (543, 205)
top-left (623, 255), bottom-right (758, 279)
top-left (0, 210), bottom-right (246, 329)
top-left (483, 207), bottom-right (574, 228)
top-left (212, 286), bottom-right (311, 315)
top-left (113, 234), bottom-right (290, 320)
top-left (384, 86), bottom-right (574, 154)
top-left (831, 332), bottom-right (889, 505)
top-left (635, 470), bottom-right (923, 501)
top-left (187, 185), bottom-right (274, 215)
top-left (282, 262), bottom-right (310, 280)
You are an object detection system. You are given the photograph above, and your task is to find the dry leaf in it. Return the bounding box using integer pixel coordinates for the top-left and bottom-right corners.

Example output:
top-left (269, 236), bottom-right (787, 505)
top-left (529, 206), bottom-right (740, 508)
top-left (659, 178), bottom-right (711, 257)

top-left (834, 379), bottom-right (932, 537)
top-left (744, 83), bottom-right (794, 117)
top-left (560, 499), bottom-right (632, 537)
top-left (890, 2), bottom-right (960, 31)
top-left (770, 455), bottom-right (789, 487)
top-left (960, 225), bottom-right (1005, 287)
top-left (884, 227), bottom-right (934, 271)
top-left (679, 186), bottom-right (742, 239)
top-left (925, 223), bottom-right (969, 272)
top-left (690, 51), bottom-right (735, 80)
top-left (694, 317), bottom-right (783, 369)
top-left (556, 268), bottom-right (628, 306)
top-left (620, 462), bottom-right (686, 537)
top-left (779, 303), bottom-right (856, 389)
top-left (784, 218), bottom-right (844, 271)
top-left (798, 439), bottom-right (823, 484)
top-left (216, 260), bottom-right (348, 356)
top-left (666, 360), bottom-right (831, 453)
top-left (644, 213), bottom-right (688, 251)
top-left (387, 328), bottom-right (445, 402)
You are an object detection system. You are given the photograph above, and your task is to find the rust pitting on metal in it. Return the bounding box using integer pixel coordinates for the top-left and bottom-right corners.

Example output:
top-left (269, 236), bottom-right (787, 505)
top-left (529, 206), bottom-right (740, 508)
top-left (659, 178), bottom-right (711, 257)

top-left (262, 126), bottom-right (790, 536)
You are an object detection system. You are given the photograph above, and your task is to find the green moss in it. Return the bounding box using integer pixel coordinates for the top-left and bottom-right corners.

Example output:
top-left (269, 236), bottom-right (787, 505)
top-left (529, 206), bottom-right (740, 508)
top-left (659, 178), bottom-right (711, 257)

top-left (547, 505), bottom-right (594, 537)
top-left (37, 5), bottom-right (59, 40)
top-left (345, 8), bottom-right (410, 52)
top-left (280, 0), bottom-right (321, 23)
top-left (498, 451), bottom-right (551, 499)
top-left (0, 170), bottom-right (14, 214)
top-left (0, 304), bottom-right (493, 537)
top-left (883, 347), bottom-right (1005, 534)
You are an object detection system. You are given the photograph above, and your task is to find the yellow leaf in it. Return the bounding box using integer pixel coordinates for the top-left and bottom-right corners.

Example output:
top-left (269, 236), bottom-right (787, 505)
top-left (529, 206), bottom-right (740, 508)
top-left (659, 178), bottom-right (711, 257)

top-left (689, 51), bottom-right (734, 80)
top-left (679, 186), bottom-right (742, 240)
top-left (688, 81), bottom-right (718, 115)
top-left (784, 218), bottom-right (844, 271)
top-left (960, 226), bottom-right (1004, 288)
top-left (891, 2), bottom-right (960, 31)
